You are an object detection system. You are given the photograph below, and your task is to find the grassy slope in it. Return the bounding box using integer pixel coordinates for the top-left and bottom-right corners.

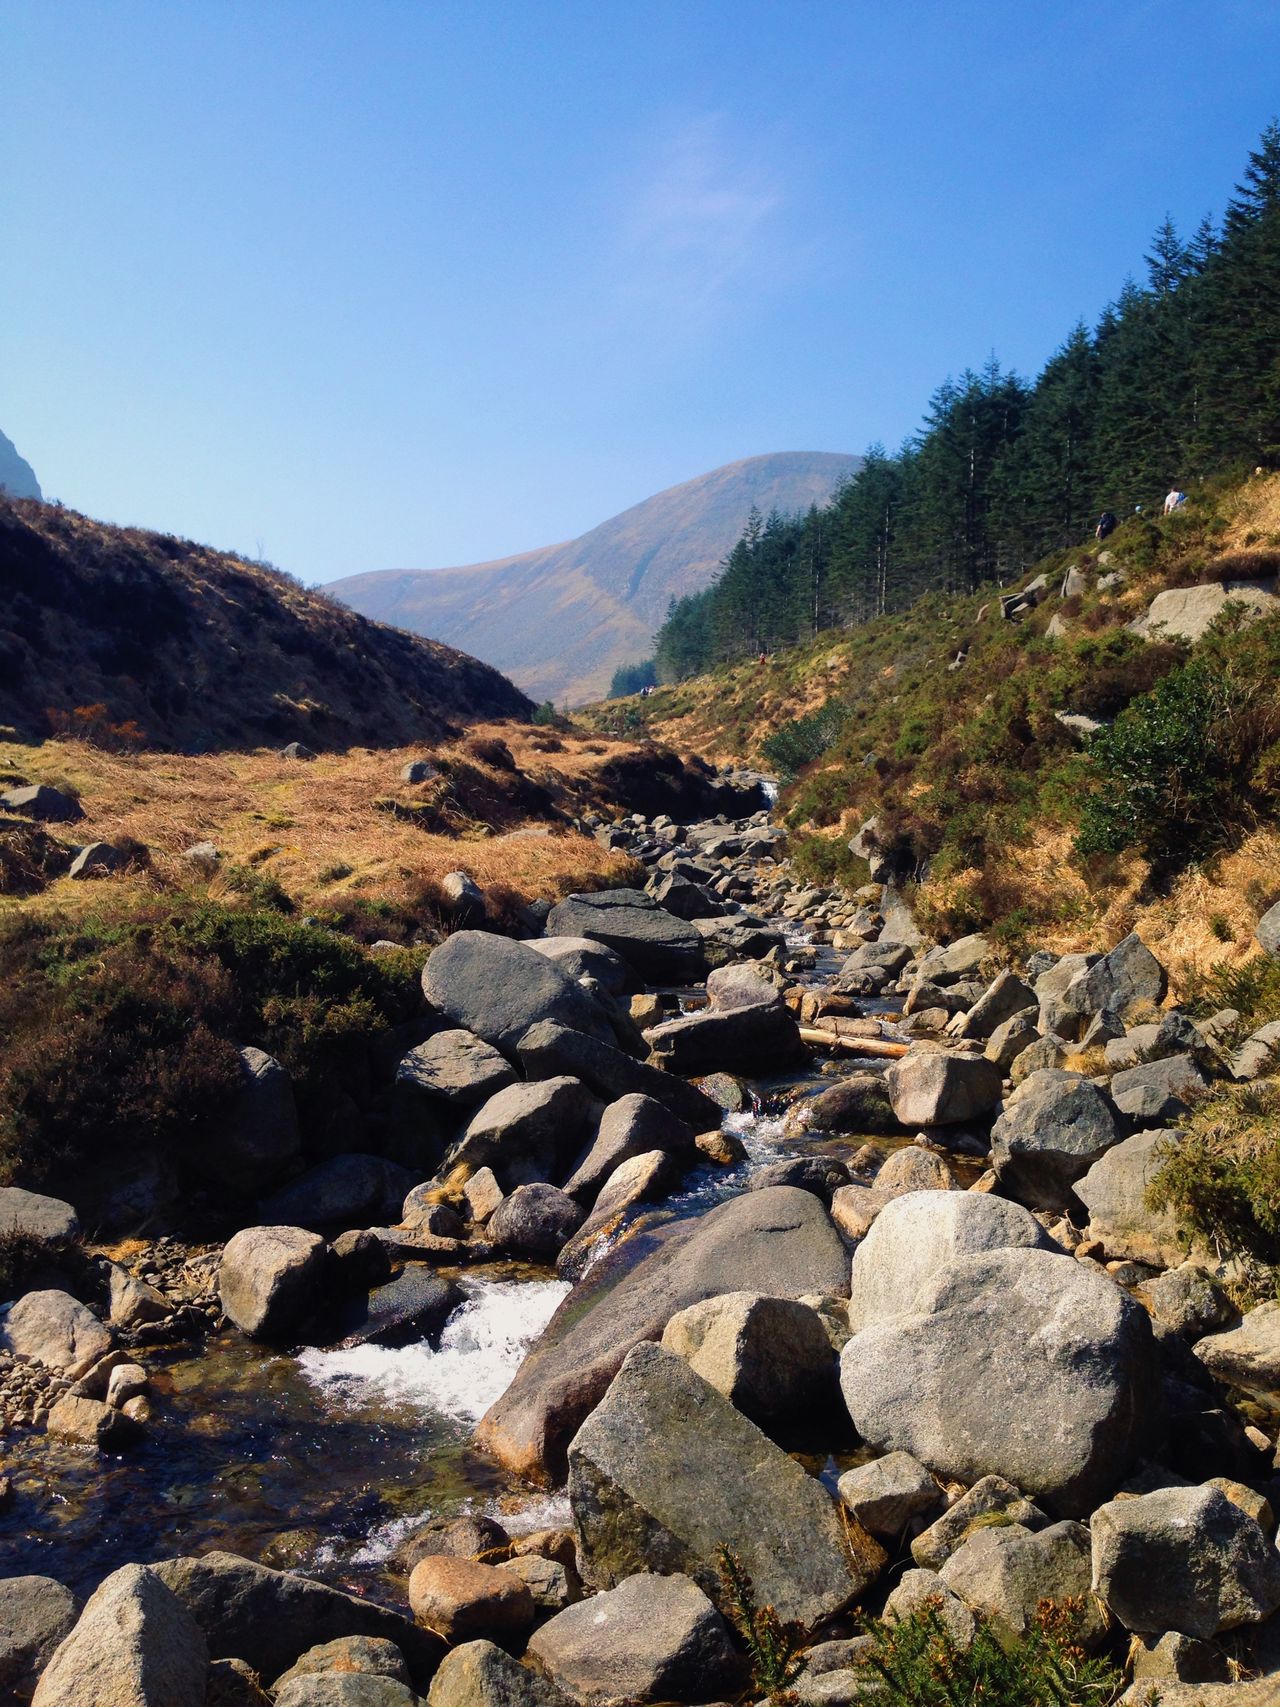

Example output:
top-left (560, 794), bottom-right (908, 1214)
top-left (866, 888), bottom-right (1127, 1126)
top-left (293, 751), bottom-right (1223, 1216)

top-left (591, 472), bottom-right (1280, 997)
top-left (0, 497), bottom-right (531, 752)
top-left (0, 720), bottom-right (657, 925)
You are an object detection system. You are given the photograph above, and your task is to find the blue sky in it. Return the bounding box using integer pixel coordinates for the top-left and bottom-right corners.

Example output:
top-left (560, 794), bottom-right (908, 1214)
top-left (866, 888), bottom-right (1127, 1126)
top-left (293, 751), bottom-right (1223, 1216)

top-left (6, 1), bottom-right (1279, 582)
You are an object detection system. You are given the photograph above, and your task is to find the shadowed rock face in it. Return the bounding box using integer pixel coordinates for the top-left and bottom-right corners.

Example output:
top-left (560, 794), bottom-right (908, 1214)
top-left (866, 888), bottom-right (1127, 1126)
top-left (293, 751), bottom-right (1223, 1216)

top-left (328, 451), bottom-right (861, 704)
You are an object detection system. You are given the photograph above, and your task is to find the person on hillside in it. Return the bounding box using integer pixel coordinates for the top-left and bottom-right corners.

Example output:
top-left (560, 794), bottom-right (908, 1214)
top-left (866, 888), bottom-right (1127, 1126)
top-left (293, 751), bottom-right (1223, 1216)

top-left (1163, 486), bottom-right (1187, 515)
top-left (1095, 510), bottom-right (1118, 541)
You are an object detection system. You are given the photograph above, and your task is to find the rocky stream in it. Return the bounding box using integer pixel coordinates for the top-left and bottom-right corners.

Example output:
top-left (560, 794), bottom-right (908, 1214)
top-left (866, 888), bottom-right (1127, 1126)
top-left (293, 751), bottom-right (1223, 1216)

top-left (3, 779), bottom-right (1280, 1705)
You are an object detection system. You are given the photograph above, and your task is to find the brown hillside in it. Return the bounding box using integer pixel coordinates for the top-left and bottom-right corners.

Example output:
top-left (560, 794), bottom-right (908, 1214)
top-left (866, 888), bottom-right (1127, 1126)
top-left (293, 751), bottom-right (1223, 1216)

top-left (0, 497), bottom-right (531, 752)
top-left (329, 451), bottom-right (860, 705)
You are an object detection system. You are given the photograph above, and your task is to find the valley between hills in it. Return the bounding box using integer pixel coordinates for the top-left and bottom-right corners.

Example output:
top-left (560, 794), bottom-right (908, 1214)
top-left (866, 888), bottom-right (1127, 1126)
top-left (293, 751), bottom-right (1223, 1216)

top-left (4, 122), bottom-right (1280, 1707)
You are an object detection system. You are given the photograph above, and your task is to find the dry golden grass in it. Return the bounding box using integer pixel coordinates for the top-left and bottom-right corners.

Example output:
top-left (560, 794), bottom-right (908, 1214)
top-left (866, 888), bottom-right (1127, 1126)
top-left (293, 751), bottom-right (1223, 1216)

top-left (0, 721), bottom-right (646, 917)
top-left (1223, 470), bottom-right (1280, 548)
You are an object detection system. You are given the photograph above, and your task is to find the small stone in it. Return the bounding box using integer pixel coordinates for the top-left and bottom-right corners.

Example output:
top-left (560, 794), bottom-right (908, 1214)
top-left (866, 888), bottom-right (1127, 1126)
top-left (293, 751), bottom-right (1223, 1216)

top-left (911, 1476), bottom-right (1049, 1571)
top-left (45, 1394), bottom-right (142, 1450)
top-left (837, 1452), bottom-right (942, 1539)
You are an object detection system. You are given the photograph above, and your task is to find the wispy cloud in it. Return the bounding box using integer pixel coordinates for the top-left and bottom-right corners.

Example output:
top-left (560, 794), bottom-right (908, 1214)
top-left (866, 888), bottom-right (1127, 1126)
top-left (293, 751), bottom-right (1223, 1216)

top-left (609, 113), bottom-right (788, 332)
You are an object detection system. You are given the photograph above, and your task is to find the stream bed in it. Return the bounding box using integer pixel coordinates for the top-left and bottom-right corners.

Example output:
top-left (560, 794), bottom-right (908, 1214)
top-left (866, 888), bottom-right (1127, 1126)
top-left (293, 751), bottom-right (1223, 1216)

top-left (0, 921), bottom-right (907, 1603)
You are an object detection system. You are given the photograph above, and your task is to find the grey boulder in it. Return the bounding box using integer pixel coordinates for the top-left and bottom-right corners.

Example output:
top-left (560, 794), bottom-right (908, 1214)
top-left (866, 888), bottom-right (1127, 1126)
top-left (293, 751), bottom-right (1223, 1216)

top-left (396, 1029), bottom-right (516, 1109)
top-left (568, 1343), bottom-right (874, 1628)
top-left (515, 1020), bottom-right (721, 1131)
top-left (1193, 1301), bottom-right (1280, 1399)
top-left (837, 1452), bottom-right (941, 1540)
top-left (446, 1078), bottom-right (603, 1191)
top-left (477, 1185), bottom-right (850, 1483)
top-left (840, 1246), bottom-right (1161, 1515)
top-left (218, 1226), bottom-right (329, 1341)
top-left (660, 1289), bottom-right (836, 1425)
top-left (645, 965), bottom-right (803, 1075)
top-left (940, 1521), bottom-right (1100, 1644)
top-left (427, 1639), bottom-right (570, 1707)
top-left (545, 889), bottom-right (707, 983)
top-left (31, 1563), bottom-right (207, 1707)
top-left (0, 1289), bottom-right (111, 1378)
top-left (0, 1576), bottom-right (79, 1700)
top-left (911, 1474), bottom-right (1049, 1571)
top-left (562, 1093), bottom-right (694, 1206)
top-left (260, 1154), bottom-right (415, 1231)
top-left (0, 1187), bottom-right (79, 1243)
top-left (990, 1069), bottom-right (1119, 1212)
top-left (1091, 1483), bottom-right (1280, 1637)
top-left (424, 931), bottom-right (612, 1054)
top-left (488, 1184), bottom-right (586, 1261)
top-left (1109, 1054), bottom-right (1207, 1124)
top-left (884, 1053), bottom-right (1002, 1127)
top-left (846, 1190), bottom-right (1052, 1334)
top-left (1074, 1130), bottom-right (1187, 1265)
top-left (557, 1150), bottom-right (683, 1282)
top-left (152, 1550), bottom-right (440, 1685)
top-left (529, 936), bottom-right (636, 995)
top-left (527, 1572), bottom-right (743, 1705)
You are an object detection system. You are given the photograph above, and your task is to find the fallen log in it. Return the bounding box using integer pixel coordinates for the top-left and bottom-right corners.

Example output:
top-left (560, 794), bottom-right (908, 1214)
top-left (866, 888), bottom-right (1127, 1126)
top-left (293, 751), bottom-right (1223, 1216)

top-left (798, 1027), bottom-right (910, 1059)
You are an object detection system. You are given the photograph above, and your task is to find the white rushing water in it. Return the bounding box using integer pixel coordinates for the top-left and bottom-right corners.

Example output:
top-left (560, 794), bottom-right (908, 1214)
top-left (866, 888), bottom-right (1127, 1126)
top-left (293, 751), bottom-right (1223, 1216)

top-left (296, 1277), bottom-right (570, 1426)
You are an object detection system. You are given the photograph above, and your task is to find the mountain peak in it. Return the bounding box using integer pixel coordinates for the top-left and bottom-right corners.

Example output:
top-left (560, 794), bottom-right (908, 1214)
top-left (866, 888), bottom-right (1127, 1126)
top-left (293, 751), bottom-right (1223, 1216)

top-left (329, 450), bottom-right (860, 704)
top-left (0, 429), bottom-right (42, 500)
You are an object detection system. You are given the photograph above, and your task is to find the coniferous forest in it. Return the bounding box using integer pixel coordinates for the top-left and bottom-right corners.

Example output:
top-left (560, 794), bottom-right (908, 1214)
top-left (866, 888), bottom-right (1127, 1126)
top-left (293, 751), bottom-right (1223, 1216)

top-left (620, 122), bottom-right (1280, 690)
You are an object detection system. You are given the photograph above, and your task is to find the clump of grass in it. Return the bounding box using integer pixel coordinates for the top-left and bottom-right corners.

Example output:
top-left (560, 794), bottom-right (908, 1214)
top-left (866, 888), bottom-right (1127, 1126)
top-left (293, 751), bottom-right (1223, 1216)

top-left (850, 1598), bottom-right (1131, 1706)
top-left (717, 1547), bottom-right (803, 1705)
top-left (1184, 953), bottom-right (1280, 1031)
top-left (1147, 1081), bottom-right (1280, 1278)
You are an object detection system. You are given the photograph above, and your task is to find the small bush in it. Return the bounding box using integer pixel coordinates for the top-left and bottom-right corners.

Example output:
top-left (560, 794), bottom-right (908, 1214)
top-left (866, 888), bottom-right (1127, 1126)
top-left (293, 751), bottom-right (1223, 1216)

top-left (760, 700), bottom-right (852, 779)
top-left (849, 1597), bottom-right (1129, 1706)
top-left (788, 832), bottom-right (870, 892)
top-left (1147, 1081), bottom-right (1280, 1275)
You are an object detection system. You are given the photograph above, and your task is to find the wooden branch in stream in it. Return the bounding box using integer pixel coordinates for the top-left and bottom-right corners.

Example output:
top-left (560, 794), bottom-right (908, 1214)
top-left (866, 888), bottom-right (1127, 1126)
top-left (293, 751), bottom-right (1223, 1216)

top-left (797, 1027), bottom-right (910, 1058)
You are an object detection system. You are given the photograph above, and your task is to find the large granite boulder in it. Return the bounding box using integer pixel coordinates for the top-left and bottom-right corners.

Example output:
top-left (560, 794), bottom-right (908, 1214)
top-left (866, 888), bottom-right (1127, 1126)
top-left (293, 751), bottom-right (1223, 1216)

top-left (31, 1563), bottom-right (206, 1707)
top-left (568, 1344), bottom-right (876, 1629)
top-left (218, 1226), bottom-right (328, 1341)
top-left (1091, 1483), bottom-right (1280, 1638)
top-left (660, 1290), bottom-right (836, 1425)
top-left (545, 890), bottom-right (707, 983)
top-left (1074, 1130), bottom-right (1187, 1265)
top-left (152, 1551), bottom-right (441, 1685)
top-left (562, 1094), bottom-right (695, 1206)
top-left (208, 1046), bottom-right (301, 1196)
top-left (516, 1020), bottom-right (720, 1129)
top-left (1193, 1302), bottom-right (1280, 1399)
top-left (0, 1576), bottom-right (79, 1701)
top-left (840, 1246), bottom-right (1161, 1515)
top-left (319, 1267), bottom-right (463, 1351)
top-left (1045, 932), bottom-right (1168, 1040)
top-left (1110, 1054), bottom-right (1207, 1125)
top-left (916, 935), bottom-right (990, 985)
top-left (990, 1070), bottom-right (1120, 1212)
top-left (424, 932), bottom-right (612, 1053)
top-left (846, 1191), bottom-right (1052, 1334)
top-left (407, 1557), bottom-right (535, 1648)
top-left (950, 970), bottom-right (1037, 1040)
top-left (884, 1053), bottom-right (1002, 1127)
top-left (557, 1150), bottom-right (683, 1282)
top-left (260, 1154), bottom-right (415, 1232)
top-left (445, 1078), bottom-right (603, 1191)
top-left (1, 783), bottom-right (82, 823)
top-left (644, 975), bottom-right (803, 1076)
top-left (529, 936), bottom-right (637, 995)
top-left (0, 1187), bottom-right (79, 1243)
top-left (0, 1289), bottom-right (111, 1378)
top-left (395, 1030), bottom-right (516, 1110)
top-left (488, 1184), bottom-right (586, 1261)
top-left (527, 1573), bottom-right (743, 1705)
top-left (940, 1521), bottom-right (1099, 1644)
top-left (476, 1185), bottom-right (850, 1482)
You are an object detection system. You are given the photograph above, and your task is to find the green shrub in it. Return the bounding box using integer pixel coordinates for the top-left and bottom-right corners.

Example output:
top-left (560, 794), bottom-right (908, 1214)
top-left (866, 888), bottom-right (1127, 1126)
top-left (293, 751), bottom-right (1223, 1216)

top-left (1147, 1081), bottom-right (1280, 1277)
top-left (717, 1548), bottom-right (803, 1704)
top-left (1184, 953), bottom-right (1280, 1029)
top-left (849, 1598), bottom-right (1131, 1706)
top-left (1075, 656), bottom-right (1257, 866)
top-left (0, 900), bottom-right (423, 1193)
top-left (760, 700), bottom-right (852, 779)
top-left (788, 833), bottom-right (871, 891)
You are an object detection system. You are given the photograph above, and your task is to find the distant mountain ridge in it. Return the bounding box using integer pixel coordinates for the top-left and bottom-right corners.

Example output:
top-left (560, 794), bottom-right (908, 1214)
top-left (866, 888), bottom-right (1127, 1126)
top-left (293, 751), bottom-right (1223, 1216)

top-left (329, 451), bottom-right (861, 704)
top-left (0, 497), bottom-right (530, 751)
top-left (0, 430), bottom-right (41, 500)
